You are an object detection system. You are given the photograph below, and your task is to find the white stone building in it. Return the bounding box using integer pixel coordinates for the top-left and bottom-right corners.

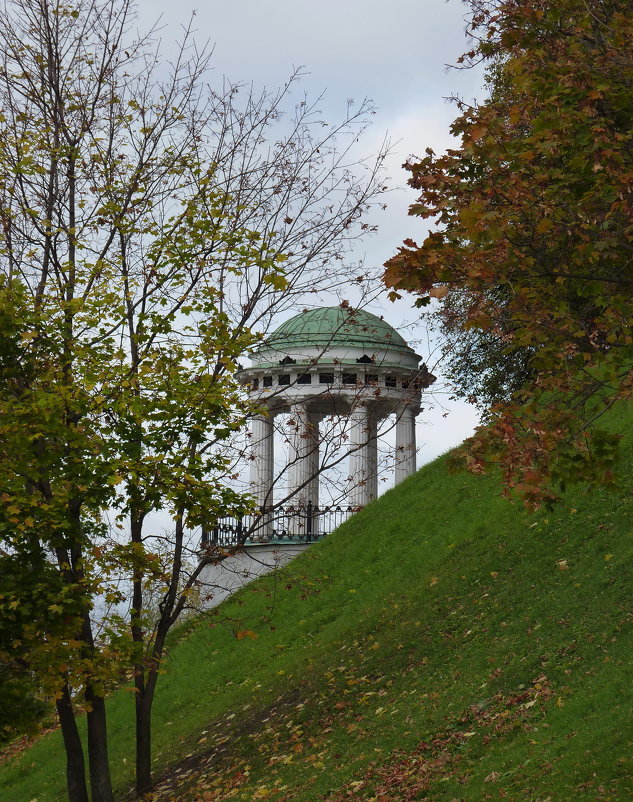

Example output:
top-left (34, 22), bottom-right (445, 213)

top-left (198, 306), bottom-right (435, 607)
top-left (240, 305), bottom-right (434, 513)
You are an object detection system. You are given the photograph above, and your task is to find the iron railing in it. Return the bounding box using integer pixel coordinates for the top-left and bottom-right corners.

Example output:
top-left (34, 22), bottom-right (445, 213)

top-left (201, 502), bottom-right (355, 547)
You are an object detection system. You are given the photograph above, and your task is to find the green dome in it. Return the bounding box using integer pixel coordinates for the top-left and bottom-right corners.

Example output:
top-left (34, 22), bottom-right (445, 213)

top-left (259, 306), bottom-right (411, 354)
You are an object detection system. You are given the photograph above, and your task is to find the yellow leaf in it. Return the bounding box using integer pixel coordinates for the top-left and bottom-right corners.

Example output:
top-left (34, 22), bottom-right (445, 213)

top-left (535, 217), bottom-right (553, 234)
top-left (236, 629), bottom-right (257, 640)
top-left (509, 106), bottom-right (522, 125)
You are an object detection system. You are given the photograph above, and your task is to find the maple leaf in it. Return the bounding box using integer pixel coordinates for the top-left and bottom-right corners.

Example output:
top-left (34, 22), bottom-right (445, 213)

top-left (429, 284), bottom-right (449, 299)
top-left (384, 0), bottom-right (633, 506)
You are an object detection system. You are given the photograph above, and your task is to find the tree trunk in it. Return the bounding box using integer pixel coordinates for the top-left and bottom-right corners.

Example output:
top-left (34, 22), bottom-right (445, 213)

top-left (129, 505), bottom-right (154, 797)
top-left (133, 509), bottom-right (185, 795)
top-left (85, 684), bottom-right (114, 802)
top-left (135, 689), bottom-right (153, 796)
top-left (55, 683), bottom-right (89, 802)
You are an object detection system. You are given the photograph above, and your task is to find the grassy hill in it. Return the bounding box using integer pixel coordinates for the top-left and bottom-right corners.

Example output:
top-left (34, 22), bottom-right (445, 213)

top-left (3, 406), bottom-right (633, 800)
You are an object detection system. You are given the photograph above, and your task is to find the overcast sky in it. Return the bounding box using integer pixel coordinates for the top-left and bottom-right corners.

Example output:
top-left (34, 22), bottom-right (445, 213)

top-left (135, 0), bottom-right (484, 465)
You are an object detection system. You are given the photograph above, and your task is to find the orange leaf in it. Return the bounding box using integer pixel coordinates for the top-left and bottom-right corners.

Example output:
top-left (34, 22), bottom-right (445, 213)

top-left (429, 284), bottom-right (449, 299)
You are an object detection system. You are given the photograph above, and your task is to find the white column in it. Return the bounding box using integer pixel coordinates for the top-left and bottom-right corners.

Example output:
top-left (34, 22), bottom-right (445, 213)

top-left (249, 412), bottom-right (274, 540)
top-left (306, 412), bottom-right (321, 510)
top-left (348, 404), bottom-right (377, 508)
top-left (250, 412), bottom-right (274, 508)
top-left (395, 405), bottom-right (417, 484)
top-left (366, 414), bottom-right (378, 502)
top-left (288, 402), bottom-right (313, 508)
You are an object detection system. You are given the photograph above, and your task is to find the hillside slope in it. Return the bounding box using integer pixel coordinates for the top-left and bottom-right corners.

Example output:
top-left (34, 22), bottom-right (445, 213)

top-left (3, 406), bottom-right (633, 800)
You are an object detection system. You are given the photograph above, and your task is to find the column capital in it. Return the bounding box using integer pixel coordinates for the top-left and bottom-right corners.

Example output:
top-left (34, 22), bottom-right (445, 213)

top-left (397, 402), bottom-right (419, 418)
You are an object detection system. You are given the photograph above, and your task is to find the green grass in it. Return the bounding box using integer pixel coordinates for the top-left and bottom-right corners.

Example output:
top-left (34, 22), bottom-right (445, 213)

top-left (3, 404), bottom-right (633, 800)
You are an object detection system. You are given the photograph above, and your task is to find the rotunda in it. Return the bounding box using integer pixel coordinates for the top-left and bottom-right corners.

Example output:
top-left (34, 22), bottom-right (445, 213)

top-left (239, 306), bottom-right (435, 515)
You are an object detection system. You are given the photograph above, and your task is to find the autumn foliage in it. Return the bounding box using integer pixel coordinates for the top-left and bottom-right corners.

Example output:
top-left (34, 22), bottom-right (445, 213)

top-left (385, 0), bottom-right (633, 504)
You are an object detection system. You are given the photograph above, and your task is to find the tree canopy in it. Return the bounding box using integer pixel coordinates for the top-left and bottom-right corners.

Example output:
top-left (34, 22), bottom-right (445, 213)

top-left (0, 0), bottom-right (387, 798)
top-left (385, 0), bottom-right (633, 505)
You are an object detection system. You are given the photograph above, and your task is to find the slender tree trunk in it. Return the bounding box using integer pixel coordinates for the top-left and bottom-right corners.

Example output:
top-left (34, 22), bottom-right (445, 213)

top-left (134, 646), bottom-right (165, 795)
top-left (85, 684), bottom-right (114, 802)
top-left (79, 612), bottom-right (114, 802)
top-left (131, 518), bottom-right (157, 797)
top-left (55, 683), bottom-right (89, 802)
top-left (134, 689), bottom-right (153, 796)
top-left (132, 509), bottom-right (184, 796)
